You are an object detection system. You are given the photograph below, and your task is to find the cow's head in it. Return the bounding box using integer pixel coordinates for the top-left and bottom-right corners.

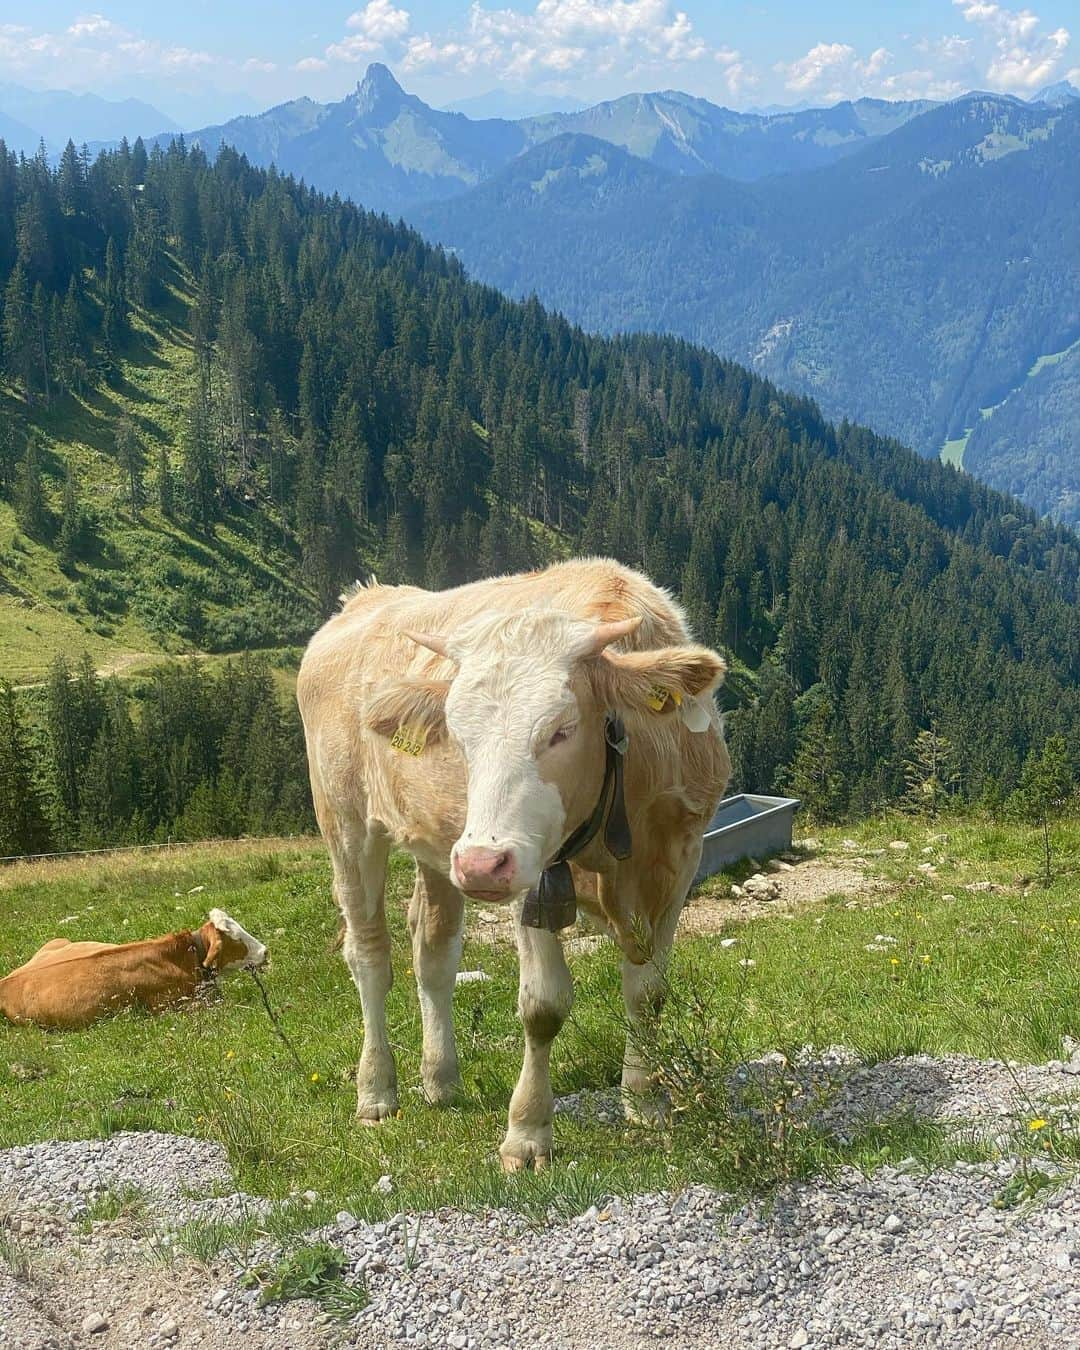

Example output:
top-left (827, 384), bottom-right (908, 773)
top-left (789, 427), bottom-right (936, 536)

top-left (200, 909), bottom-right (269, 971)
top-left (364, 610), bottom-right (725, 900)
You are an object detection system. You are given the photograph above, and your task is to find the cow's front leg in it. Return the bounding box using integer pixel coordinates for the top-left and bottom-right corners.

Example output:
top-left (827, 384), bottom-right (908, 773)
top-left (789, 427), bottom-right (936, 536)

top-left (332, 830), bottom-right (397, 1123)
top-left (621, 898), bottom-right (682, 1126)
top-left (501, 918), bottom-right (573, 1172)
top-left (409, 864), bottom-right (464, 1105)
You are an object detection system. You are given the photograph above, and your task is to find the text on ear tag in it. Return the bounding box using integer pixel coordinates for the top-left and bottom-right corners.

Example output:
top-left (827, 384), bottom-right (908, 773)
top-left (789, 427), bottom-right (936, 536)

top-left (390, 723), bottom-right (427, 756)
top-left (646, 684), bottom-right (683, 712)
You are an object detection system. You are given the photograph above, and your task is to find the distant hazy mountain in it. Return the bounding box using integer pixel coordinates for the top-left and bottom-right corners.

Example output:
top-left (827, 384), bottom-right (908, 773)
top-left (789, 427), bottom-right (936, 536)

top-left (0, 82), bottom-right (177, 151)
top-left (164, 63), bottom-right (937, 215)
top-left (170, 64), bottom-right (528, 214)
top-left (1031, 80), bottom-right (1080, 106)
top-left (444, 90), bottom-right (585, 119)
top-left (0, 106), bottom-right (41, 157)
top-left (417, 96), bottom-right (1080, 523)
top-left (518, 91), bottom-right (938, 179)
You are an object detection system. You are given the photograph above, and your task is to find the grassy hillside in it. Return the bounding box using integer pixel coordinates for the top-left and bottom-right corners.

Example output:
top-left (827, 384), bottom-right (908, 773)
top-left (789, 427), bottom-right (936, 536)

top-left (1, 817), bottom-right (1077, 1232)
top-left (0, 272), bottom-right (316, 685)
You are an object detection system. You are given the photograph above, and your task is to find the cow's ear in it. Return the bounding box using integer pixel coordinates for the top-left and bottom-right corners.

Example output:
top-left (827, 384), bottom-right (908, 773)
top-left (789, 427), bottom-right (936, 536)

top-left (364, 678), bottom-right (450, 745)
top-left (593, 644), bottom-right (726, 717)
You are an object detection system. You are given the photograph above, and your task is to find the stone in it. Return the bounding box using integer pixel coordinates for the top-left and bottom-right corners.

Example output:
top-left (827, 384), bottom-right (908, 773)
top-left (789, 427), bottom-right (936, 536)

top-left (789, 1330), bottom-right (810, 1349)
top-left (82, 1313), bottom-right (109, 1335)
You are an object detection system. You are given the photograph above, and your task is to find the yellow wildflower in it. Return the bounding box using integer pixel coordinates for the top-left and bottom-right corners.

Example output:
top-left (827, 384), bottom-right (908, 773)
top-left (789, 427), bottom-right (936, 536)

top-left (225, 1050), bottom-right (236, 1061)
top-left (1028, 1118), bottom-right (1048, 1132)
top-left (310, 1072), bottom-right (320, 1083)
top-left (890, 958), bottom-right (900, 966)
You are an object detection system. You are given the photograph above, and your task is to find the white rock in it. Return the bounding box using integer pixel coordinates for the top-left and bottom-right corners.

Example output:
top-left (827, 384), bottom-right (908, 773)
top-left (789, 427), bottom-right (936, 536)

top-left (719, 938), bottom-right (738, 948)
top-left (888, 841), bottom-right (910, 851)
top-left (455, 970), bottom-right (491, 985)
top-left (789, 1330), bottom-right (810, 1349)
top-left (82, 1313), bottom-right (109, 1335)
top-left (373, 1174), bottom-right (394, 1195)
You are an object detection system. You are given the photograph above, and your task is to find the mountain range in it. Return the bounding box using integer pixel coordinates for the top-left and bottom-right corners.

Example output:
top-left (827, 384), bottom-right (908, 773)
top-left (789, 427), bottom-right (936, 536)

top-left (0, 82), bottom-right (177, 155)
top-left (168, 63), bottom-right (941, 213)
top-left (144, 66), bottom-right (1080, 523)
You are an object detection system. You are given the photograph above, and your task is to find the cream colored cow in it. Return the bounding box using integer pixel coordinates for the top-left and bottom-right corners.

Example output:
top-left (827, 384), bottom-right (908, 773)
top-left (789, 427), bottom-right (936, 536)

top-left (297, 558), bottom-right (730, 1169)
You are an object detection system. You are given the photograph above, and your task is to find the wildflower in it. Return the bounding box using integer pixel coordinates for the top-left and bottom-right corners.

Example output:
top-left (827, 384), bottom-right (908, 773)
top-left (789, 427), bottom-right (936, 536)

top-left (310, 1072), bottom-right (320, 1083)
top-left (921, 955), bottom-right (931, 963)
top-left (1028, 1118), bottom-right (1048, 1132)
top-left (890, 958), bottom-right (900, 966)
top-left (225, 1050), bottom-right (236, 1061)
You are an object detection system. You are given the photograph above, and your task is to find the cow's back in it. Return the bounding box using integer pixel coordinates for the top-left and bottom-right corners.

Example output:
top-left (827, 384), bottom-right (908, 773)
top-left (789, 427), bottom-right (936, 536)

top-left (0, 938), bottom-right (198, 1029)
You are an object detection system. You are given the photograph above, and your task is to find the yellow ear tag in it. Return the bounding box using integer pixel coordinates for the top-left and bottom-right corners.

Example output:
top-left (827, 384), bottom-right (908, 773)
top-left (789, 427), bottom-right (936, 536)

top-left (390, 724), bottom-right (427, 756)
top-left (646, 685), bottom-right (684, 713)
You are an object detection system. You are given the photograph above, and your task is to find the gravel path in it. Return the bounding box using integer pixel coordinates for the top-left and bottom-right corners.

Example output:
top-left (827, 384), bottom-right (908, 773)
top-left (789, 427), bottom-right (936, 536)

top-left (1, 1051), bottom-right (1078, 1349)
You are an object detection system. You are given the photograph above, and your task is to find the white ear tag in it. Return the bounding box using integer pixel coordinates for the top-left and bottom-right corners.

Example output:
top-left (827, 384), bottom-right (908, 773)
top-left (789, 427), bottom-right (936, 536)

top-left (680, 696), bottom-right (712, 733)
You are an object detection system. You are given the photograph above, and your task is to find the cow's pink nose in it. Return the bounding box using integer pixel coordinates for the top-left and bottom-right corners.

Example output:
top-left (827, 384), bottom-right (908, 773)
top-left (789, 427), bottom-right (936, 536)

top-left (454, 846), bottom-right (517, 893)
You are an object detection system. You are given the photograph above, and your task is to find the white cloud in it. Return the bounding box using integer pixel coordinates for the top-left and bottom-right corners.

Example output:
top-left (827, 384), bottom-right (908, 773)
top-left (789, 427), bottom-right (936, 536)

top-left (954, 0), bottom-right (1071, 90)
top-left (398, 0), bottom-right (722, 82)
top-left (295, 56), bottom-right (329, 72)
top-left (67, 14), bottom-right (119, 38)
top-left (777, 41), bottom-right (893, 98)
top-left (347, 2), bottom-right (410, 43)
top-left (0, 15), bottom-right (277, 90)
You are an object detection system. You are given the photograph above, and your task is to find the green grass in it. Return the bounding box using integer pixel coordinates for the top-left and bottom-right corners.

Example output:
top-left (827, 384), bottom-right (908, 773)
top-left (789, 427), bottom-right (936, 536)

top-left (241, 1239), bottom-right (369, 1318)
top-left (1, 819), bottom-right (1078, 1240)
top-left (0, 269), bottom-right (317, 685)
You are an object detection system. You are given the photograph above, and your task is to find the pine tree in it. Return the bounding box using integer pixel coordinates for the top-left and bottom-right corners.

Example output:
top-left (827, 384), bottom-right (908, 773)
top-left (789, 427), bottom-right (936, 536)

top-left (3, 260), bottom-right (35, 399)
top-left (1007, 735), bottom-right (1074, 886)
top-left (115, 418), bottom-right (144, 511)
top-left (14, 434), bottom-right (48, 539)
top-left (902, 725), bottom-right (960, 818)
top-left (57, 467), bottom-right (83, 569)
top-left (101, 236), bottom-right (128, 358)
top-left (0, 420), bottom-right (17, 497)
top-left (787, 685), bottom-right (847, 821)
top-left (181, 369), bottom-right (217, 526)
top-left (0, 682), bottom-right (51, 857)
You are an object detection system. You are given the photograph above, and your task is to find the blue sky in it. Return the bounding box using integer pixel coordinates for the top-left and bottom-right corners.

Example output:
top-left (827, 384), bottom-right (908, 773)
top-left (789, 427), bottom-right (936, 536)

top-left (4, 2), bottom-right (1077, 124)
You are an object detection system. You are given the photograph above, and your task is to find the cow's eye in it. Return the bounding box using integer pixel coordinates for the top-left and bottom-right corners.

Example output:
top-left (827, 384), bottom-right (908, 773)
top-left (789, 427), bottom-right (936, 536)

top-left (548, 724), bottom-right (577, 748)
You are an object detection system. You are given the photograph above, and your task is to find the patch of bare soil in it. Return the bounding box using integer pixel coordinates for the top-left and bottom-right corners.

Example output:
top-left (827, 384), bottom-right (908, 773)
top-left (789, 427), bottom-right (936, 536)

top-left (0, 1216), bottom-right (329, 1350)
top-left (465, 853), bottom-right (883, 948)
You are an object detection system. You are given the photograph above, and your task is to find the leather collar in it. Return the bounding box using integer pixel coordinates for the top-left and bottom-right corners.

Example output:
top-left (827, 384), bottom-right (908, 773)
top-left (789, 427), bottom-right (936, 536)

top-left (521, 712), bottom-right (632, 932)
top-left (190, 930), bottom-right (216, 980)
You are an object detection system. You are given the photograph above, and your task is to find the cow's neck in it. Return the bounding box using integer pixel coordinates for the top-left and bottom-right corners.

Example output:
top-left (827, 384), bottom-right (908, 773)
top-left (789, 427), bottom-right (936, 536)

top-left (189, 929), bottom-right (214, 979)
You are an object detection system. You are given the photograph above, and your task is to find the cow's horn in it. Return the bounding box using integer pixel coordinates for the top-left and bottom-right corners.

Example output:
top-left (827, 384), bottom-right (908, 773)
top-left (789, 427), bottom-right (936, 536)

top-left (586, 616), bottom-right (642, 654)
top-left (403, 629), bottom-right (453, 659)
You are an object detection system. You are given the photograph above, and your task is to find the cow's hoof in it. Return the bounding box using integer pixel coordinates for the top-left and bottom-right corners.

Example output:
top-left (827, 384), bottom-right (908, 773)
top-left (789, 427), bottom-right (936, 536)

top-left (622, 1092), bottom-right (671, 1128)
top-left (421, 1062), bottom-right (462, 1106)
top-left (356, 1096), bottom-right (399, 1124)
top-left (421, 1076), bottom-right (463, 1107)
top-left (499, 1132), bottom-right (552, 1172)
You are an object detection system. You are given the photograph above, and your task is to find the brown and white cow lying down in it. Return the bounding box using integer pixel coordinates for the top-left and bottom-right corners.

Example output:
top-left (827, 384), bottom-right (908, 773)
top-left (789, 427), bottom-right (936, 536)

top-left (0, 909), bottom-right (267, 1029)
top-left (298, 558), bottom-right (731, 1170)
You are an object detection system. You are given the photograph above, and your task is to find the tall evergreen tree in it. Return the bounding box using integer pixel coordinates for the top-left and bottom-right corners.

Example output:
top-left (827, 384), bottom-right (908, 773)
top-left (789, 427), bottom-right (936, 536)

top-left (0, 682), bottom-right (51, 857)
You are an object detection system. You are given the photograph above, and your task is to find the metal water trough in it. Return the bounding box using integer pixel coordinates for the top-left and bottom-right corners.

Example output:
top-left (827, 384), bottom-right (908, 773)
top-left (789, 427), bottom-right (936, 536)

top-left (694, 793), bottom-right (801, 883)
